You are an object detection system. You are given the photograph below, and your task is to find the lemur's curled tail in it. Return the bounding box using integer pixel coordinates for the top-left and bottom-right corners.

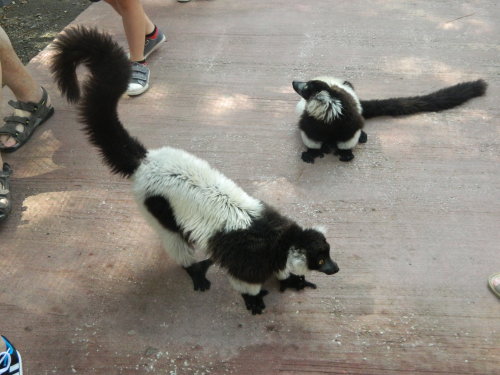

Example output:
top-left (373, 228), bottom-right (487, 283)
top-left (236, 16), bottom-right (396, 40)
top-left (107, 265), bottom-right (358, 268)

top-left (51, 26), bottom-right (147, 177)
top-left (360, 79), bottom-right (487, 119)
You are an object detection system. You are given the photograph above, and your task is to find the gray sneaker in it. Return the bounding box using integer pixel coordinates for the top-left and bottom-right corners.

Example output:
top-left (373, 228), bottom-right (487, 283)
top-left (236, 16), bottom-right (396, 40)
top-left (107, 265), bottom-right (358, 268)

top-left (144, 29), bottom-right (166, 59)
top-left (127, 62), bottom-right (150, 96)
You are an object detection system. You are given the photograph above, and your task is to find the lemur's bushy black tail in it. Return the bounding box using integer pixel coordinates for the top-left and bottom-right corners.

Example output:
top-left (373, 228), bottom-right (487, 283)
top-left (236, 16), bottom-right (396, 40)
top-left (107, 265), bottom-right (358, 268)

top-left (360, 80), bottom-right (487, 119)
top-left (50, 26), bottom-right (147, 178)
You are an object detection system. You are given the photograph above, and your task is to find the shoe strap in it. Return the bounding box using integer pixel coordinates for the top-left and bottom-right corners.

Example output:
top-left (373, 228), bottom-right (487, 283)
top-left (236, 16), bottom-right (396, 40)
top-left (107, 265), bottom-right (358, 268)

top-left (8, 87), bottom-right (48, 113)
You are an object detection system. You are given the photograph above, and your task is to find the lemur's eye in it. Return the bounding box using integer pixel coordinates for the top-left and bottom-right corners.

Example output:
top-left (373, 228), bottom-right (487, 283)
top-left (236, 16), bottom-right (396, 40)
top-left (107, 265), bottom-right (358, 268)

top-left (318, 259), bottom-right (325, 266)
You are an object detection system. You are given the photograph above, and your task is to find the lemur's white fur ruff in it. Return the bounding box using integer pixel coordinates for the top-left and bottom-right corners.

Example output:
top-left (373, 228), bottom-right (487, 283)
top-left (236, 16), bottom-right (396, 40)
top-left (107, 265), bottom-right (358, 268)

top-left (312, 76), bottom-right (362, 113)
top-left (275, 248), bottom-right (309, 281)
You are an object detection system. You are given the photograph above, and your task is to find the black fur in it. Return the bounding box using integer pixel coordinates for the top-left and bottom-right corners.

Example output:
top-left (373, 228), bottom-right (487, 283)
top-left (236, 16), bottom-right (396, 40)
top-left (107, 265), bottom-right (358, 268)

top-left (208, 206), bottom-right (296, 284)
top-left (280, 274), bottom-right (317, 292)
top-left (50, 26), bottom-right (147, 177)
top-left (208, 206), bottom-right (336, 288)
top-left (361, 80), bottom-right (487, 119)
top-left (184, 259), bottom-right (213, 291)
top-left (144, 195), bottom-right (182, 234)
top-left (242, 290), bottom-right (269, 315)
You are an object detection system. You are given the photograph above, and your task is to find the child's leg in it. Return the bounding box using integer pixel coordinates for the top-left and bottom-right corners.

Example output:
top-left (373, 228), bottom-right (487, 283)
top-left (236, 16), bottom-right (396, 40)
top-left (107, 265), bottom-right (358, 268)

top-left (104, 0), bottom-right (155, 61)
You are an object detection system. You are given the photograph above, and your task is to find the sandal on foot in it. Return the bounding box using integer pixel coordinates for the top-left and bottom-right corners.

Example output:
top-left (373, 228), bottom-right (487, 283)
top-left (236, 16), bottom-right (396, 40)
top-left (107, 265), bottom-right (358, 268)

top-left (488, 272), bottom-right (500, 298)
top-left (0, 162), bottom-right (12, 222)
top-left (0, 86), bottom-right (54, 153)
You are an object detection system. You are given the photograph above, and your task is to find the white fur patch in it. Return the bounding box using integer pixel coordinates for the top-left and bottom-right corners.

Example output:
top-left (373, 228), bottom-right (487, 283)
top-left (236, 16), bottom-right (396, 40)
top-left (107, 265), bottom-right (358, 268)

top-left (337, 129), bottom-right (361, 150)
top-left (133, 147), bottom-right (264, 252)
top-left (275, 247), bottom-right (308, 280)
top-left (312, 225), bottom-right (327, 235)
top-left (305, 91), bottom-right (343, 123)
top-left (300, 131), bottom-right (322, 149)
top-left (296, 98), bottom-right (306, 115)
top-left (313, 76), bottom-right (362, 114)
top-left (228, 275), bottom-right (261, 295)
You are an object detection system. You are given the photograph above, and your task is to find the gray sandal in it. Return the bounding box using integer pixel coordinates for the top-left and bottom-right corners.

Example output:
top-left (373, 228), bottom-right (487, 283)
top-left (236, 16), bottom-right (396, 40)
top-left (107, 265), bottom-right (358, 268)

top-left (0, 162), bottom-right (12, 222)
top-left (0, 86), bottom-right (54, 153)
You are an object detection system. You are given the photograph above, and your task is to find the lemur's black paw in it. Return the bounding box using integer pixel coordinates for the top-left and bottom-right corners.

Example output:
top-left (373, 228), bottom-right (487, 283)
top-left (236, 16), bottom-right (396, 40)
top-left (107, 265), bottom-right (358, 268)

top-left (301, 151), bottom-right (317, 164)
top-left (359, 130), bottom-right (368, 144)
top-left (193, 277), bottom-right (211, 292)
top-left (338, 149), bottom-right (354, 162)
top-left (280, 274), bottom-right (317, 292)
top-left (242, 289), bottom-right (268, 315)
top-left (184, 259), bottom-right (213, 292)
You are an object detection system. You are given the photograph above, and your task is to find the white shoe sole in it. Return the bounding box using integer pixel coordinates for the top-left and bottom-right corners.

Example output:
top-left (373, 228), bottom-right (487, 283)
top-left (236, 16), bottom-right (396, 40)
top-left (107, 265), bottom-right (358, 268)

top-left (127, 69), bottom-right (151, 96)
top-left (127, 82), bottom-right (150, 96)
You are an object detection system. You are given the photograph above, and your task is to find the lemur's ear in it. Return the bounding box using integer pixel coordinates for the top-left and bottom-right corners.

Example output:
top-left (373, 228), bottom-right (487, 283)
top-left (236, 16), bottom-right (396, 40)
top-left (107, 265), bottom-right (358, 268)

top-left (312, 225), bottom-right (327, 235)
top-left (343, 80), bottom-right (354, 89)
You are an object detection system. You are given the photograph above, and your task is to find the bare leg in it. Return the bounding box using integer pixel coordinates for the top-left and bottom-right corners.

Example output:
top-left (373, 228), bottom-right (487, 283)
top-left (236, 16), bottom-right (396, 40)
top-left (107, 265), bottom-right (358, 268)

top-left (0, 26), bottom-right (47, 148)
top-left (104, 0), bottom-right (155, 61)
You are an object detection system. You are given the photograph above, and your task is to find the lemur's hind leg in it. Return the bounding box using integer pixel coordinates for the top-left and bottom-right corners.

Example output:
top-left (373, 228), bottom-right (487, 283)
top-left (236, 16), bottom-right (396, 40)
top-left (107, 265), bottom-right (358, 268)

top-left (184, 259), bottom-right (213, 291)
top-left (160, 231), bottom-right (212, 291)
top-left (359, 130), bottom-right (368, 144)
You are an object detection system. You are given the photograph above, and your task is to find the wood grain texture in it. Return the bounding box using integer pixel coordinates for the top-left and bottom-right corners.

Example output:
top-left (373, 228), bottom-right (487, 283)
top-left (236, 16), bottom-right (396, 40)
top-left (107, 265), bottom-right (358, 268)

top-left (0, 1), bottom-right (498, 374)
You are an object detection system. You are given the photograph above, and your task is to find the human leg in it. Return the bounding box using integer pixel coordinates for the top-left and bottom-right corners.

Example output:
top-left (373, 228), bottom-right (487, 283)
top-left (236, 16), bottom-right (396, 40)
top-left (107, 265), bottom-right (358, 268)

top-left (0, 26), bottom-right (53, 151)
top-left (104, 0), bottom-right (155, 61)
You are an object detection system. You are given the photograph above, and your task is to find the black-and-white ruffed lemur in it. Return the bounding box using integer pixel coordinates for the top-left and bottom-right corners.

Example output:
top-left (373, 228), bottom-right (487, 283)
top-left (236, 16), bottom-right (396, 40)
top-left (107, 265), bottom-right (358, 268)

top-left (293, 76), bottom-right (487, 163)
top-left (50, 26), bottom-right (339, 315)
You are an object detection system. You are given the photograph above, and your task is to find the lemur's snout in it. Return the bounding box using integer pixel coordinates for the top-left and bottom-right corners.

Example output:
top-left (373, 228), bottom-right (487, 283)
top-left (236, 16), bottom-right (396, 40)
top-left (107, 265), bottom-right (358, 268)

top-left (292, 81), bottom-right (307, 96)
top-left (319, 259), bottom-right (339, 275)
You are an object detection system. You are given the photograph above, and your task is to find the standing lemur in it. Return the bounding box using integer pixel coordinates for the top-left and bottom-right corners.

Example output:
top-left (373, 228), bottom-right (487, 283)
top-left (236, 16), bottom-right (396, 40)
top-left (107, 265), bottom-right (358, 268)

top-left (50, 26), bottom-right (339, 315)
top-left (293, 76), bottom-right (487, 163)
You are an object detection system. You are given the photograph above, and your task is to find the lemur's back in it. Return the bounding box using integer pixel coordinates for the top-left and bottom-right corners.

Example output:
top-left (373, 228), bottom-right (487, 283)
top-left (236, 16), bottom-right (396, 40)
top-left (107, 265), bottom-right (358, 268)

top-left (133, 147), bottom-right (264, 248)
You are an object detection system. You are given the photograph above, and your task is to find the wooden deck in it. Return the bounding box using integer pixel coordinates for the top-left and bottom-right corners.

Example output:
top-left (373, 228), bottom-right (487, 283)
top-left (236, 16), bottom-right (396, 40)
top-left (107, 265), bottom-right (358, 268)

top-left (1, 1), bottom-right (499, 374)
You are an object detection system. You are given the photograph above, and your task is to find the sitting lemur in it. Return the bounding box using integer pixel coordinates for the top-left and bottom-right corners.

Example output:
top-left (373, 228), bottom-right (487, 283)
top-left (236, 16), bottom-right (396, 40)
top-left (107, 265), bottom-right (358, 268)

top-left (293, 76), bottom-right (487, 163)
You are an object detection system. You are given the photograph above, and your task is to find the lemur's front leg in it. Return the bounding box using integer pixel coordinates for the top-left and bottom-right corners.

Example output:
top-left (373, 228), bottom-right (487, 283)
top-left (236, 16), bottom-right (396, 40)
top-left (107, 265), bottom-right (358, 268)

top-left (301, 148), bottom-right (325, 164)
top-left (336, 149), bottom-right (354, 162)
top-left (279, 274), bottom-right (317, 292)
top-left (228, 276), bottom-right (268, 315)
top-left (242, 289), bottom-right (269, 315)
top-left (301, 143), bottom-right (332, 164)
top-left (184, 259), bottom-right (213, 291)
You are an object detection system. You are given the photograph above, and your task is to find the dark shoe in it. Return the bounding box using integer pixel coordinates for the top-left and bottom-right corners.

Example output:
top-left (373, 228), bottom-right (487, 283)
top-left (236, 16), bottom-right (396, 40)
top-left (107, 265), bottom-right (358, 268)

top-left (0, 87), bottom-right (54, 153)
top-left (0, 163), bottom-right (12, 222)
top-left (127, 62), bottom-right (150, 96)
top-left (144, 29), bottom-right (166, 59)
top-left (0, 335), bottom-right (23, 375)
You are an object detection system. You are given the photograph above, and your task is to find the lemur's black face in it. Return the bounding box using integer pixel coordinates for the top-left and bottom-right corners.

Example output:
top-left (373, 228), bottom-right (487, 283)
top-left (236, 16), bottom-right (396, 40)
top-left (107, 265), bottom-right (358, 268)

top-left (292, 80), bottom-right (332, 100)
top-left (301, 229), bottom-right (339, 275)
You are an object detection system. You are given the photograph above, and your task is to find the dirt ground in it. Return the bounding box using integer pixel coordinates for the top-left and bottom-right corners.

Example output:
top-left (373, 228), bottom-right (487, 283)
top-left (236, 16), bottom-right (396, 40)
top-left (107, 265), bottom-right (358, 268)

top-left (0, 0), bottom-right (90, 64)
